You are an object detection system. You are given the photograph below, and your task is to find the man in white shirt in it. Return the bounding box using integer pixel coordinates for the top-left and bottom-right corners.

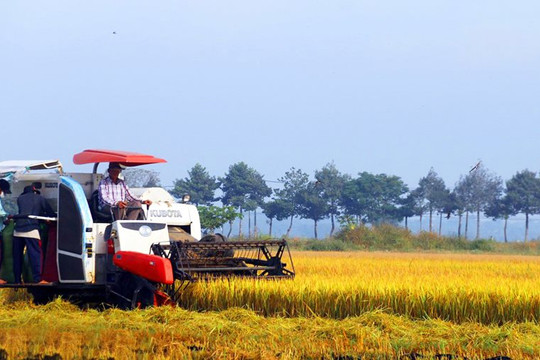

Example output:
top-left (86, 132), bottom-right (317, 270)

top-left (98, 162), bottom-right (151, 220)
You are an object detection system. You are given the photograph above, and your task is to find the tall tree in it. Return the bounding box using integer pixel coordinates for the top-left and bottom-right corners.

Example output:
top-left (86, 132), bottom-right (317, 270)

top-left (170, 163), bottom-right (219, 205)
top-left (436, 188), bottom-right (453, 236)
top-left (416, 168), bottom-right (447, 233)
top-left (466, 164), bottom-right (503, 239)
top-left (505, 170), bottom-right (540, 242)
top-left (408, 187), bottom-right (427, 231)
top-left (274, 168), bottom-right (309, 237)
top-left (261, 199), bottom-right (292, 237)
top-left (440, 190), bottom-right (459, 236)
top-left (366, 173), bottom-right (408, 224)
top-left (297, 181), bottom-right (329, 239)
top-left (454, 175), bottom-right (474, 238)
top-left (340, 172), bottom-right (407, 225)
top-left (340, 176), bottom-right (369, 224)
top-left (220, 162), bottom-right (271, 237)
top-left (314, 162), bottom-right (348, 236)
top-left (399, 192), bottom-right (417, 230)
top-left (244, 199), bottom-right (258, 238)
top-left (485, 194), bottom-right (516, 243)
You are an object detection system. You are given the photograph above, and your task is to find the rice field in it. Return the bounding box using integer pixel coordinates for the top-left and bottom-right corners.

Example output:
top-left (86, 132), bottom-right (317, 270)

top-left (180, 251), bottom-right (540, 324)
top-left (0, 251), bottom-right (538, 359)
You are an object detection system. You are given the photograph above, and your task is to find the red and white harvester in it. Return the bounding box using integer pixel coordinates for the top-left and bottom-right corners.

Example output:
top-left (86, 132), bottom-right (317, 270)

top-left (0, 150), bottom-right (294, 308)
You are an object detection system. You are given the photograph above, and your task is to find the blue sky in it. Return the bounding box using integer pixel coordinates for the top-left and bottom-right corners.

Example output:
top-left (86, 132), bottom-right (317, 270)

top-left (1, 1), bottom-right (540, 191)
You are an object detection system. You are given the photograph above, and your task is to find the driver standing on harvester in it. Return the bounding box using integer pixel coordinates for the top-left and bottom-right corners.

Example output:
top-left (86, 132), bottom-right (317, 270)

top-left (13, 184), bottom-right (56, 284)
top-left (98, 162), bottom-right (152, 221)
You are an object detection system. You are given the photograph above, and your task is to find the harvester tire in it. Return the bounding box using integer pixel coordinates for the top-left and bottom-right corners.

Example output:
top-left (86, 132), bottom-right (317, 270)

top-left (112, 272), bottom-right (156, 309)
top-left (29, 288), bottom-right (55, 305)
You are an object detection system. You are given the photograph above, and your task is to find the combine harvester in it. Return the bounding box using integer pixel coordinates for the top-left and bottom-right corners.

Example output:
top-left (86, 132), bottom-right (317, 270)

top-left (0, 150), bottom-right (294, 308)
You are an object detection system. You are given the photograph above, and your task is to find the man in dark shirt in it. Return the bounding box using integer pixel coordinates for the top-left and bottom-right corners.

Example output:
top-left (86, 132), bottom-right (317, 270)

top-left (13, 185), bottom-right (56, 284)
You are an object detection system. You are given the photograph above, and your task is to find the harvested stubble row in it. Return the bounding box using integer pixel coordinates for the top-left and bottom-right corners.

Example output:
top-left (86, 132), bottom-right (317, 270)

top-left (0, 301), bottom-right (537, 359)
top-left (179, 251), bottom-right (540, 324)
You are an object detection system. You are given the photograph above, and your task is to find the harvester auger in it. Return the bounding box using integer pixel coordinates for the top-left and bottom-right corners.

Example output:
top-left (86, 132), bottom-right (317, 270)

top-left (150, 236), bottom-right (295, 303)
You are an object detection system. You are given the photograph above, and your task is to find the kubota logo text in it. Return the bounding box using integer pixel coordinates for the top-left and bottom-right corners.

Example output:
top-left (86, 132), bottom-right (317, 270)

top-left (148, 210), bottom-right (183, 218)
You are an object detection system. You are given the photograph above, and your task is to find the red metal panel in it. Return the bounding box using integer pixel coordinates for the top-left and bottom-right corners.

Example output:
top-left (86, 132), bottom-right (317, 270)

top-left (113, 251), bottom-right (174, 285)
top-left (42, 224), bottom-right (59, 282)
top-left (73, 149), bottom-right (166, 166)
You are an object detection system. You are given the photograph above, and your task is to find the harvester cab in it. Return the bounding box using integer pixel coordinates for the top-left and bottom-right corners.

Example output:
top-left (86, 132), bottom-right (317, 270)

top-left (0, 150), bottom-right (295, 308)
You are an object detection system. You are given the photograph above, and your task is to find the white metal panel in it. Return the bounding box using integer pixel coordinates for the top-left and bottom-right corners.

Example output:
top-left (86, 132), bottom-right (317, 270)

top-left (93, 223), bottom-right (111, 254)
top-left (113, 220), bottom-right (169, 254)
top-left (187, 205), bottom-right (202, 240)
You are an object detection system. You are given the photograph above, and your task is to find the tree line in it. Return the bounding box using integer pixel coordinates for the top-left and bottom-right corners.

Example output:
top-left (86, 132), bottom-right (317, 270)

top-left (165, 162), bottom-right (540, 242)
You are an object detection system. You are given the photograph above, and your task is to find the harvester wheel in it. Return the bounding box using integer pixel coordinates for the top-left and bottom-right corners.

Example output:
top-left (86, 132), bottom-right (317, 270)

top-left (111, 272), bottom-right (156, 309)
top-left (29, 288), bottom-right (55, 305)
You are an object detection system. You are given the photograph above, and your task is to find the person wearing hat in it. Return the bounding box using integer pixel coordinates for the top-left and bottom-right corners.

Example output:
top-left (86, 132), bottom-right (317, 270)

top-left (98, 162), bottom-right (152, 221)
top-left (0, 179), bottom-right (11, 284)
